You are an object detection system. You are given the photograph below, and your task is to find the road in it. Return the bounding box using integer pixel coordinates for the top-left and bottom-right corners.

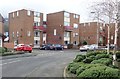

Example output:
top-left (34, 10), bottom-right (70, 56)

top-left (2, 49), bottom-right (84, 77)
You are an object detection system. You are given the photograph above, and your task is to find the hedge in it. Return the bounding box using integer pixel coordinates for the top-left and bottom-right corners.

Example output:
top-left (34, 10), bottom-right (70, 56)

top-left (95, 54), bottom-right (109, 59)
top-left (73, 55), bottom-right (86, 62)
top-left (91, 58), bottom-right (112, 66)
top-left (78, 65), bottom-right (120, 78)
top-left (0, 47), bottom-right (5, 53)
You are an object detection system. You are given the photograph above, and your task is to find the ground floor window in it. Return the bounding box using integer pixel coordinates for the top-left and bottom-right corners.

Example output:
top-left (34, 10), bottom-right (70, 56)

top-left (34, 40), bottom-right (40, 45)
top-left (64, 41), bottom-right (70, 45)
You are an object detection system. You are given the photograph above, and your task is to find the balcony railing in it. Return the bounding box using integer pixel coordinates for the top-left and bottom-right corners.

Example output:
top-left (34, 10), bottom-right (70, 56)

top-left (64, 26), bottom-right (73, 32)
top-left (33, 26), bottom-right (46, 33)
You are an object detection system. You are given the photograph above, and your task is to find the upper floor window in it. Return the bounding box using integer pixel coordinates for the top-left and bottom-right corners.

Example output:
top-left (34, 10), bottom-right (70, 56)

top-left (17, 31), bottom-right (19, 37)
top-left (34, 22), bottom-right (40, 26)
top-left (34, 31), bottom-right (40, 37)
top-left (34, 12), bottom-right (40, 17)
top-left (74, 14), bottom-right (79, 19)
top-left (100, 26), bottom-right (103, 31)
top-left (34, 17), bottom-right (40, 22)
top-left (64, 17), bottom-right (70, 22)
top-left (64, 32), bottom-right (70, 37)
top-left (27, 31), bottom-right (31, 37)
top-left (64, 12), bottom-right (70, 17)
top-left (64, 22), bottom-right (70, 26)
top-left (27, 10), bottom-right (31, 16)
top-left (12, 32), bottom-right (14, 37)
top-left (54, 29), bottom-right (56, 36)
top-left (13, 13), bottom-right (14, 18)
top-left (17, 11), bottom-right (19, 16)
top-left (73, 23), bottom-right (78, 28)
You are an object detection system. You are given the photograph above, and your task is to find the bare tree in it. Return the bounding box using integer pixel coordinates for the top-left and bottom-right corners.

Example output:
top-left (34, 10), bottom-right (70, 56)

top-left (90, 0), bottom-right (120, 56)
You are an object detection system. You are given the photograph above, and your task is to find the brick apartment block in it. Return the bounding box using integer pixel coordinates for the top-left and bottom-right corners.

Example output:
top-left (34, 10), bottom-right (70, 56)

top-left (79, 22), bottom-right (107, 46)
top-left (0, 14), bottom-right (4, 47)
top-left (80, 22), bottom-right (120, 48)
top-left (9, 9), bottom-right (46, 48)
top-left (47, 11), bottom-right (80, 46)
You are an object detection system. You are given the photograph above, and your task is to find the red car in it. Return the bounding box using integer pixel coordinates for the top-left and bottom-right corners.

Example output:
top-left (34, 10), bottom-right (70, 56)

top-left (14, 44), bottom-right (32, 53)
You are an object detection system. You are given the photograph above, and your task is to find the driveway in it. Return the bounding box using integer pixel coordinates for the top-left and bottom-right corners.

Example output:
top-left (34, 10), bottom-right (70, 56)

top-left (2, 49), bottom-right (85, 77)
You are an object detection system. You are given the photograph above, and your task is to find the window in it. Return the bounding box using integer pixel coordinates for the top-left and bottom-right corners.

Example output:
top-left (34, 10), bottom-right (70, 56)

top-left (34, 12), bottom-right (40, 17)
top-left (34, 22), bottom-right (40, 26)
top-left (88, 22), bottom-right (90, 26)
top-left (54, 29), bottom-right (56, 36)
top-left (73, 23), bottom-right (78, 28)
top-left (74, 41), bottom-right (77, 45)
top-left (64, 32), bottom-right (70, 37)
top-left (74, 14), bottom-right (79, 18)
top-left (17, 11), bottom-right (19, 16)
top-left (64, 12), bottom-right (70, 17)
top-left (34, 40), bottom-right (39, 45)
top-left (17, 31), bottom-right (19, 37)
top-left (111, 36), bottom-right (114, 40)
top-left (100, 26), bottom-right (103, 31)
top-left (64, 17), bottom-right (70, 22)
top-left (75, 33), bottom-right (78, 36)
top-left (64, 12), bottom-right (70, 26)
top-left (13, 13), bottom-right (14, 17)
top-left (34, 31), bottom-right (40, 37)
top-left (34, 17), bottom-right (40, 22)
top-left (84, 23), bottom-right (86, 26)
top-left (64, 22), bottom-right (70, 26)
top-left (27, 31), bottom-right (31, 37)
top-left (27, 10), bottom-right (31, 16)
top-left (12, 32), bottom-right (14, 37)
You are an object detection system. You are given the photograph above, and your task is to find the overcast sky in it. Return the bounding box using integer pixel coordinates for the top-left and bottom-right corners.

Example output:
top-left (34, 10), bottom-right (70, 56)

top-left (0, 0), bottom-right (102, 22)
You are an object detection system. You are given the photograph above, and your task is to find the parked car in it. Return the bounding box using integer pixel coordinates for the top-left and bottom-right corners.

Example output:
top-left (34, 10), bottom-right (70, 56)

top-left (79, 45), bottom-right (90, 51)
top-left (40, 44), bottom-right (53, 50)
top-left (53, 44), bottom-right (63, 50)
top-left (79, 44), bottom-right (98, 51)
top-left (14, 44), bottom-right (32, 53)
top-left (40, 44), bottom-right (47, 50)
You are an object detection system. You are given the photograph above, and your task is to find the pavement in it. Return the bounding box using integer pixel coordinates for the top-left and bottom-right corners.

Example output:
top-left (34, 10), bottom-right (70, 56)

top-left (1, 49), bottom-right (85, 77)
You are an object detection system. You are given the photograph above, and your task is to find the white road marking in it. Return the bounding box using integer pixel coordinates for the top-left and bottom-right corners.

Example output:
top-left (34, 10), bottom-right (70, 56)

top-left (0, 60), bottom-right (21, 66)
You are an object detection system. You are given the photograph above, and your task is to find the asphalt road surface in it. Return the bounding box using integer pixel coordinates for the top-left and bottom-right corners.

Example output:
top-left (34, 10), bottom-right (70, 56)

top-left (2, 49), bottom-right (85, 77)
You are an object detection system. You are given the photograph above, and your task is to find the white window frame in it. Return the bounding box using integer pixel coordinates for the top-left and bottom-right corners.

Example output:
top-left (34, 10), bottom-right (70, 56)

top-left (17, 31), bottom-right (19, 37)
top-left (13, 13), bottom-right (14, 18)
top-left (17, 11), bottom-right (19, 16)
top-left (13, 32), bottom-right (14, 37)
top-left (54, 29), bottom-right (56, 36)
top-left (27, 31), bottom-right (31, 37)
top-left (73, 23), bottom-right (78, 28)
top-left (27, 10), bottom-right (31, 16)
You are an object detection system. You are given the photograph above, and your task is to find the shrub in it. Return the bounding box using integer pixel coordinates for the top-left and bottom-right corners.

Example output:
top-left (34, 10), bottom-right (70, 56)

top-left (0, 47), bottom-right (5, 54)
top-left (77, 65), bottom-right (120, 78)
top-left (95, 54), bottom-right (109, 59)
top-left (76, 64), bottom-right (104, 76)
top-left (73, 54), bottom-right (86, 62)
top-left (86, 51), bottom-right (102, 57)
top-left (116, 52), bottom-right (120, 59)
top-left (68, 62), bottom-right (82, 74)
top-left (91, 58), bottom-right (112, 66)
top-left (83, 57), bottom-right (93, 63)
top-left (82, 41), bottom-right (87, 45)
top-left (67, 62), bottom-right (82, 74)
